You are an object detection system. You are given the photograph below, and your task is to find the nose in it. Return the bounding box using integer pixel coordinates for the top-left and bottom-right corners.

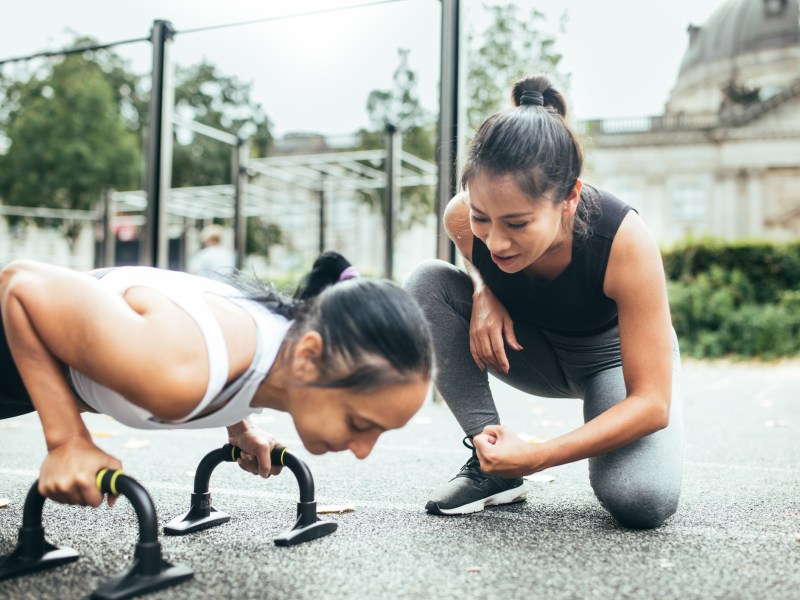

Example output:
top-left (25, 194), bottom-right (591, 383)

top-left (485, 226), bottom-right (511, 255)
top-left (348, 432), bottom-right (379, 460)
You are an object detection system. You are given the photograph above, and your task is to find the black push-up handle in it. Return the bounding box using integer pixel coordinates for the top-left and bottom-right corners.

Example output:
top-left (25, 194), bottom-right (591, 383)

top-left (0, 480), bottom-right (80, 580)
top-left (163, 443), bottom-right (338, 546)
top-left (0, 471), bottom-right (192, 599)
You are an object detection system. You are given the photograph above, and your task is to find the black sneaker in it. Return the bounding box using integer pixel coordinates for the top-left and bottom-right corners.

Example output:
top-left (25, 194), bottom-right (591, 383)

top-left (425, 437), bottom-right (527, 515)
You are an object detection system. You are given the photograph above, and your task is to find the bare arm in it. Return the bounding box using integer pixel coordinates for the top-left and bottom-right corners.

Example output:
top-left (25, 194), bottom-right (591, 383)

top-left (1, 261), bottom-right (209, 420)
top-left (475, 212), bottom-right (674, 475)
top-left (444, 193), bottom-right (522, 373)
top-left (0, 260), bottom-right (212, 504)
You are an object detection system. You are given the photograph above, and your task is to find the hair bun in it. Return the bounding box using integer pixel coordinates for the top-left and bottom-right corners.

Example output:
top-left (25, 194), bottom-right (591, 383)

top-left (519, 90), bottom-right (544, 106)
top-left (294, 251), bottom-right (354, 300)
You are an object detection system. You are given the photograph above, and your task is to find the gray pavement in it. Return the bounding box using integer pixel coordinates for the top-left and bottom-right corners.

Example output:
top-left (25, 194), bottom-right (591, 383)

top-left (1, 360), bottom-right (799, 599)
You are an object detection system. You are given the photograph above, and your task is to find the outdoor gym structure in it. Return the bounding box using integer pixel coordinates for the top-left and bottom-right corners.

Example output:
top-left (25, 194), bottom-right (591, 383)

top-left (0, 1), bottom-right (465, 275)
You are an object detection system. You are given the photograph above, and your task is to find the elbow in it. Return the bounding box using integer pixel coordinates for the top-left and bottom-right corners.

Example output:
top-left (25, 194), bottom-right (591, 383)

top-left (649, 396), bottom-right (671, 433)
top-left (0, 260), bottom-right (39, 308)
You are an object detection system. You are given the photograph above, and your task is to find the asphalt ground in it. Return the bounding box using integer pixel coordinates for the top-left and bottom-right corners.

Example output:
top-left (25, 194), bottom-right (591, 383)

top-left (1, 359), bottom-right (798, 600)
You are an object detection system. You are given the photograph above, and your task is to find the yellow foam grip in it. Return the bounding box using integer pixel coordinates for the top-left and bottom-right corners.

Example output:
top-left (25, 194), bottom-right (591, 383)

top-left (95, 469), bottom-right (108, 492)
top-left (109, 471), bottom-right (123, 496)
top-left (279, 447), bottom-right (288, 467)
top-left (95, 468), bottom-right (124, 495)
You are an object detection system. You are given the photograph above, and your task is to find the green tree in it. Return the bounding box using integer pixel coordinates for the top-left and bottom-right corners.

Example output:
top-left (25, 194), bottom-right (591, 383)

top-left (467, 2), bottom-right (568, 129)
top-left (0, 51), bottom-right (141, 247)
top-left (356, 49), bottom-right (436, 227)
top-left (245, 217), bottom-right (283, 259)
top-left (171, 60), bottom-right (272, 187)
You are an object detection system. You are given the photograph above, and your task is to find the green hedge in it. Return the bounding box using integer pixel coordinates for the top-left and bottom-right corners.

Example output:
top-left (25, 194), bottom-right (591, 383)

top-left (663, 240), bottom-right (800, 360)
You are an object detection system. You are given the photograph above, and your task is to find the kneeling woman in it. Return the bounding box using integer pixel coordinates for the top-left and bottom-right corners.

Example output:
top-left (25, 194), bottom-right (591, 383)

top-left (405, 75), bottom-right (683, 529)
top-left (0, 251), bottom-right (433, 508)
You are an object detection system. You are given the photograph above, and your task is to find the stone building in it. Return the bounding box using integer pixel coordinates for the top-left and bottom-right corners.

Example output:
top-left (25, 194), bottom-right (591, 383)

top-left (579, 0), bottom-right (800, 244)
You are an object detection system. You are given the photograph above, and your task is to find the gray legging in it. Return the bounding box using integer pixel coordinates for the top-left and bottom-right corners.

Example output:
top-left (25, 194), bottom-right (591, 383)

top-left (404, 259), bottom-right (684, 529)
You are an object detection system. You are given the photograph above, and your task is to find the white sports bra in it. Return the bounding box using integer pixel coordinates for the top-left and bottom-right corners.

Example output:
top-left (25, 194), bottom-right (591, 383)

top-left (69, 267), bottom-right (291, 430)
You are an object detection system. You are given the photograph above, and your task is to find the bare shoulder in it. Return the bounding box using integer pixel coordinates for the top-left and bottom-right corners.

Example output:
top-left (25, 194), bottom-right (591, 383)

top-left (444, 192), bottom-right (474, 259)
top-left (604, 211), bottom-right (666, 301)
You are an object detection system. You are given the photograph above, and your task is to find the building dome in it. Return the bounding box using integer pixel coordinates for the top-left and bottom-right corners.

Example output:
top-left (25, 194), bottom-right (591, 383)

top-left (667, 0), bottom-right (800, 116)
top-left (679, 0), bottom-right (799, 74)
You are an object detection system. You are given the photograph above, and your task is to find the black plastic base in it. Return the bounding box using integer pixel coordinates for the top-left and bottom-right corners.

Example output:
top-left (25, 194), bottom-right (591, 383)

top-left (163, 508), bottom-right (231, 536)
top-left (0, 542), bottom-right (80, 579)
top-left (274, 520), bottom-right (338, 547)
top-left (91, 560), bottom-right (193, 600)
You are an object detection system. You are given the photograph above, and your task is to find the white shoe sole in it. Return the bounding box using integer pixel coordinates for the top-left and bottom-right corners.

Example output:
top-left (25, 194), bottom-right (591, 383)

top-left (428, 486), bottom-right (527, 515)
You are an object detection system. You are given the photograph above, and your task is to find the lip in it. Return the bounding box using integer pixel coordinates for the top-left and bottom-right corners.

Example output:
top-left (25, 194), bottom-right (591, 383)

top-left (491, 253), bottom-right (520, 268)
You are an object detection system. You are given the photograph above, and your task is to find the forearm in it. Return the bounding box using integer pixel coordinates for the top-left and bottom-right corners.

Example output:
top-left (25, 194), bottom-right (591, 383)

top-left (227, 420), bottom-right (248, 440)
top-left (1, 290), bottom-right (91, 450)
top-left (533, 394), bottom-right (669, 472)
top-left (462, 256), bottom-right (488, 296)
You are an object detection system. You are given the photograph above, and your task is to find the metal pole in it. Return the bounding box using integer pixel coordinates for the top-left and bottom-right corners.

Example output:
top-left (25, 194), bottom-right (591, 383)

top-left (436, 0), bottom-right (461, 264)
top-left (143, 20), bottom-right (175, 268)
top-left (318, 175), bottom-right (326, 255)
top-left (179, 217), bottom-right (188, 271)
top-left (102, 188), bottom-right (115, 267)
top-left (384, 123), bottom-right (400, 280)
top-left (232, 138), bottom-right (247, 269)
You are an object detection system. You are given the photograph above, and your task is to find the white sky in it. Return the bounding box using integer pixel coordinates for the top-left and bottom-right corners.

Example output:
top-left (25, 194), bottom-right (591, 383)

top-left (0, 0), bottom-right (725, 137)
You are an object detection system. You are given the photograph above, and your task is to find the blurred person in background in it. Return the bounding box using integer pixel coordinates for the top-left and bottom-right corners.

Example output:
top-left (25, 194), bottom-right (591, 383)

top-left (189, 224), bottom-right (236, 280)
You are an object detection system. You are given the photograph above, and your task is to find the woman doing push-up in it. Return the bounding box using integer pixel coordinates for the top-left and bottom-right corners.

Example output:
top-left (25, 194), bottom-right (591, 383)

top-left (0, 251), bottom-right (433, 508)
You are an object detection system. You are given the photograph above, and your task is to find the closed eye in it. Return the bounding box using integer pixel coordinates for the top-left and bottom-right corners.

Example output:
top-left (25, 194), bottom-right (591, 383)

top-left (506, 222), bottom-right (528, 229)
top-left (348, 417), bottom-right (374, 433)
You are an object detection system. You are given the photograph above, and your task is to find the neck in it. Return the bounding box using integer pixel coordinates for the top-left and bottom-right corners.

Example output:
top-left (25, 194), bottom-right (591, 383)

top-left (251, 349), bottom-right (292, 413)
top-left (524, 225), bottom-right (574, 281)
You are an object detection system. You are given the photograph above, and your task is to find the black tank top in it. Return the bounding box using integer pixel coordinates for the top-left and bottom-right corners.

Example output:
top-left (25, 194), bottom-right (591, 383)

top-left (471, 188), bottom-right (632, 336)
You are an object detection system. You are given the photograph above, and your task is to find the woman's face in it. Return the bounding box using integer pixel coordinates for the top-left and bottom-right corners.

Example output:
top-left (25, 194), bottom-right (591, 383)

top-left (467, 172), bottom-right (580, 274)
top-left (289, 378), bottom-right (429, 459)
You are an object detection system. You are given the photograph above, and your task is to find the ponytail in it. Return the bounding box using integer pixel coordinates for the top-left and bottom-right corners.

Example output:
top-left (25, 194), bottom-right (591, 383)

top-left (229, 251), bottom-right (357, 319)
top-left (293, 251), bottom-right (358, 301)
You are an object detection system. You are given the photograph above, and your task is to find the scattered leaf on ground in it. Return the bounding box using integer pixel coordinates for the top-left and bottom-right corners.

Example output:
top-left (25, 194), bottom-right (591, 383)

top-left (317, 504), bottom-right (355, 514)
top-left (0, 498), bottom-right (10, 508)
top-left (466, 566), bottom-right (481, 573)
top-left (519, 433), bottom-right (548, 444)
top-left (123, 439), bottom-right (150, 449)
top-left (524, 473), bottom-right (556, 483)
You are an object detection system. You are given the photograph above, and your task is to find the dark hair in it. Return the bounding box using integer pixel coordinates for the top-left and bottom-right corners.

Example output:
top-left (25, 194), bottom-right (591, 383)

top-left (234, 252), bottom-right (433, 392)
top-left (461, 74), bottom-right (598, 237)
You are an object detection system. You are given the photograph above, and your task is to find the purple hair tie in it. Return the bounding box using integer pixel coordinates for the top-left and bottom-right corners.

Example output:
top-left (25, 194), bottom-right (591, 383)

top-left (338, 266), bottom-right (360, 281)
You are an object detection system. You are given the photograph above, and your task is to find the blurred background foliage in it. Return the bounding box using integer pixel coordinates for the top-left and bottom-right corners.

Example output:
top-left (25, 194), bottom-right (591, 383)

top-left (664, 239), bottom-right (800, 360)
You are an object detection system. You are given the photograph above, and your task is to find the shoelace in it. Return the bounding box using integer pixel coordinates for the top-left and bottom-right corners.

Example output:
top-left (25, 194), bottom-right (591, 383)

top-left (455, 436), bottom-right (487, 483)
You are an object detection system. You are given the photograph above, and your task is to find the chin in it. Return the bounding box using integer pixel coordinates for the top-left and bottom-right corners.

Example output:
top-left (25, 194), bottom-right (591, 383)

top-left (499, 262), bottom-right (528, 275)
top-left (299, 438), bottom-right (326, 456)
